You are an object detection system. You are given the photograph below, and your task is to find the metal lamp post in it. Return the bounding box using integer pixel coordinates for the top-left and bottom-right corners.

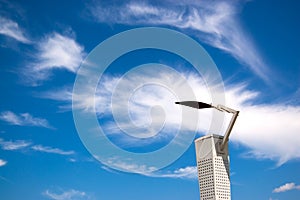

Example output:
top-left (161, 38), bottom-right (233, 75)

top-left (175, 101), bottom-right (239, 200)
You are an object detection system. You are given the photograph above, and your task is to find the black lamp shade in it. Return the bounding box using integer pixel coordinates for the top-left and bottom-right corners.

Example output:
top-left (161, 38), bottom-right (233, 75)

top-left (175, 101), bottom-right (212, 109)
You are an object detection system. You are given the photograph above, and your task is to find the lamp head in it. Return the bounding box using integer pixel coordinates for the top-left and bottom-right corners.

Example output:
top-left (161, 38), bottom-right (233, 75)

top-left (175, 101), bottom-right (212, 109)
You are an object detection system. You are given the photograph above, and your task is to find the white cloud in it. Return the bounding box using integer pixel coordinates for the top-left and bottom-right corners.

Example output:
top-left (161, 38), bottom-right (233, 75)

top-left (0, 17), bottom-right (31, 43)
top-left (0, 159), bottom-right (7, 167)
top-left (0, 111), bottom-right (53, 128)
top-left (0, 138), bottom-right (75, 158)
top-left (31, 145), bottom-right (75, 155)
top-left (102, 159), bottom-right (197, 179)
top-left (46, 69), bottom-right (300, 165)
top-left (0, 138), bottom-right (31, 150)
top-left (104, 156), bottom-right (158, 174)
top-left (89, 1), bottom-right (271, 82)
top-left (37, 86), bottom-right (73, 111)
top-left (43, 189), bottom-right (89, 200)
top-left (105, 73), bottom-right (300, 165)
top-left (25, 32), bottom-right (85, 85)
top-left (36, 33), bottom-right (84, 72)
top-left (152, 166), bottom-right (197, 179)
top-left (39, 79), bottom-right (115, 114)
top-left (273, 182), bottom-right (300, 193)
top-left (232, 102), bottom-right (300, 166)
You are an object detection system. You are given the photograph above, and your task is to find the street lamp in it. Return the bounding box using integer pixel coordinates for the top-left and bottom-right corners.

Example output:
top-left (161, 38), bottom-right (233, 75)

top-left (175, 101), bottom-right (239, 200)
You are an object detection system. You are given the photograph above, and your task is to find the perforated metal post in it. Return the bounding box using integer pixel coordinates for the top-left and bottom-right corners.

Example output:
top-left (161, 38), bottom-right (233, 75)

top-left (175, 101), bottom-right (239, 200)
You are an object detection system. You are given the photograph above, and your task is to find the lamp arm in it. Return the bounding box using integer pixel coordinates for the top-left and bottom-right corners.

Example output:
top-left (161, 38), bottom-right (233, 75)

top-left (175, 101), bottom-right (239, 151)
top-left (214, 105), bottom-right (239, 151)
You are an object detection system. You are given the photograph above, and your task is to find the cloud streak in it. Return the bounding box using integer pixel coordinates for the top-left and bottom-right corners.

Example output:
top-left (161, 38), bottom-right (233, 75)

top-left (273, 182), bottom-right (300, 193)
top-left (102, 158), bottom-right (197, 179)
top-left (43, 189), bottom-right (89, 200)
top-left (89, 0), bottom-right (271, 82)
top-left (32, 145), bottom-right (75, 155)
top-left (0, 159), bottom-right (7, 167)
top-left (0, 138), bottom-right (75, 156)
top-left (44, 69), bottom-right (300, 165)
top-left (0, 138), bottom-right (31, 150)
top-left (0, 17), bottom-right (31, 43)
top-left (151, 166), bottom-right (197, 179)
top-left (0, 111), bottom-right (53, 128)
top-left (0, 17), bottom-right (85, 85)
top-left (112, 74), bottom-right (298, 165)
top-left (25, 32), bottom-right (85, 85)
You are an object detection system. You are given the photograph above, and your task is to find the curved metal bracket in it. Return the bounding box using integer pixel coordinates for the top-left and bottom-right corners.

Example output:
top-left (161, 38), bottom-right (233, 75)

top-left (214, 105), bottom-right (239, 151)
top-left (175, 101), bottom-right (239, 151)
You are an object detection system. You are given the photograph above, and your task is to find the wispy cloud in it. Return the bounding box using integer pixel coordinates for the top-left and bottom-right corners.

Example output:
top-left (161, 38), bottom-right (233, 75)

top-left (43, 189), bottom-right (90, 200)
top-left (0, 159), bottom-right (7, 167)
top-left (36, 86), bottom-right (73, 111)
top-left (44, 67), bottom-right (300, 165)
top-left (273, 182), bottom-right (300, 193)
top-left (151, 166), bottom-right (197, 179)
top-left (0, 138), bottom-right (31, 150)
top-left (0, 17), bottom-right (85, 85)
top-left (0, 17), bottom-right (31, 43)
top-left (89, 0), bottom-right (271, 82)
top-left (0, 138), bottom-right (75, 157)
top-left (104, 156), bottom-right (158, 174)
top-left (25, 32), bottom-right (85, 85)
top-left (102, 159), bottom-right (197, 179)
top-left (32, 145), bottom-right (75, 155)
top-left (0, 111), bottom-right (53, 128)
top-left (234, 102), bottom-right (300, 166)
top-left (38, 73), bottom-right (122, 115)
top-left (101, 73), bottom-right (300, 165)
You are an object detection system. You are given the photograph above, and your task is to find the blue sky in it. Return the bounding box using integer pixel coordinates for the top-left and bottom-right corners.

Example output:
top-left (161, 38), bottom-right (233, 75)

top-left (0, 0), bottom-right (300, 199)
